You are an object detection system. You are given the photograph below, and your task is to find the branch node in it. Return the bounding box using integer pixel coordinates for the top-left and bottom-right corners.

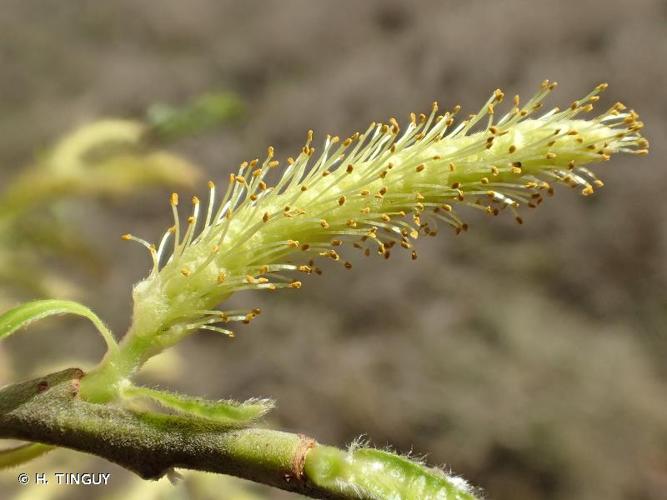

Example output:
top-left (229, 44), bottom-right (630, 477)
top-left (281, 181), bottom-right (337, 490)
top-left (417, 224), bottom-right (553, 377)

top-left (290, 433), bottom-right (316, 482)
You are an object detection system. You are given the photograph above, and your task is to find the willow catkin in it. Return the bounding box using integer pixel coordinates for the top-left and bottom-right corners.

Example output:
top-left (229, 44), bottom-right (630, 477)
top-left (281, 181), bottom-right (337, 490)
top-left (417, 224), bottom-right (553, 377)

top-left (121, 81), bottom-right (647, 346)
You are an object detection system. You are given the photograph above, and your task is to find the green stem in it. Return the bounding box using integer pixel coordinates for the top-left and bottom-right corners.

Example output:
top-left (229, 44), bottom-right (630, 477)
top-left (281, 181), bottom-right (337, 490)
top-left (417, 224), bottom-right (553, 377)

top-left (78, 331), bottom-right (159, 403)
top-left (0, 368), bottom-right (478, 499)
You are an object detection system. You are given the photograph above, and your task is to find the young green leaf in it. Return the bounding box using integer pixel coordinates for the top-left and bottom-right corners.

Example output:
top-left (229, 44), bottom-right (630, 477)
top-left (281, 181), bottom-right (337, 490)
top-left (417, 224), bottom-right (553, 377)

top-left (120, 384), bottom-right (274, 426)
top-left (0, 299), bottom-right (117, 353)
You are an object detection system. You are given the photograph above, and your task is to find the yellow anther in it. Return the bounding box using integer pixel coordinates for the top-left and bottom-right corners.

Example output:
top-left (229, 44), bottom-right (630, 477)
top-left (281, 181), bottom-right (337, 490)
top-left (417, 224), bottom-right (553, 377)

top-left (581, 185), bottom-right (594, 196)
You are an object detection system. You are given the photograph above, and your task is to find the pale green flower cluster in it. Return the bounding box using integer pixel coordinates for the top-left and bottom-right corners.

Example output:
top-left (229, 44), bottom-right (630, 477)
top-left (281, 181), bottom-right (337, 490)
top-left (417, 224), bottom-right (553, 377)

top-left (82, 81), bottom-right (646, 399)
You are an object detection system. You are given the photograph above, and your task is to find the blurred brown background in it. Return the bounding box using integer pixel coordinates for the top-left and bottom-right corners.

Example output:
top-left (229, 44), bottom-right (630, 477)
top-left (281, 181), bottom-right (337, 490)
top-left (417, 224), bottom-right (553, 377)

top-left (0, 1), bottom-right (666, 499)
